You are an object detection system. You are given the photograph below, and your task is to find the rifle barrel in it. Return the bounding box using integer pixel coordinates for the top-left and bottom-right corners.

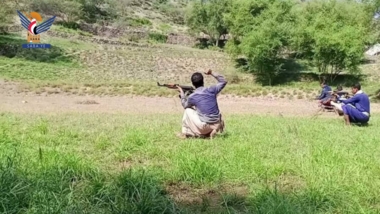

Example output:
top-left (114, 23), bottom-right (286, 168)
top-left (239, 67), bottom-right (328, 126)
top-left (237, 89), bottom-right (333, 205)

top-left (157, 82), bottom-right (194, 90)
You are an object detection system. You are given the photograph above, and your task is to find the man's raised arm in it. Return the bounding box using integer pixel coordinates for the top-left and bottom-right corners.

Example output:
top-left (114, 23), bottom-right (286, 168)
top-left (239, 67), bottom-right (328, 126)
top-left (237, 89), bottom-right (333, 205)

top-left (206, 69), bottom-right (227, 94)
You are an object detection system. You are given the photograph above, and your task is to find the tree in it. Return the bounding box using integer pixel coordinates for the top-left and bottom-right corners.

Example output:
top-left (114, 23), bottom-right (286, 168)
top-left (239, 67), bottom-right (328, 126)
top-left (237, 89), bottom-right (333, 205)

top-left (224, 0), bottom-right (298, 86)
top-left (29, 0), bottom-right (82, 23)
top-left (185, 0), bottom-right (230, 47)
top-left (0, 0), bottom-right (32, 33)
top-left (0, 0), bottom-right (18, 30)
top-left (292, 0), bottom-right (374, 82)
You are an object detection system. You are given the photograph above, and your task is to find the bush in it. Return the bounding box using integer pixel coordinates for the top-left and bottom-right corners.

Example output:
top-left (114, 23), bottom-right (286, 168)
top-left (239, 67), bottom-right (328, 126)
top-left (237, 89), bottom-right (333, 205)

top-left (127, 18), bottom-right (152, 27)
top-left (148, 32), bottom-right (168, 43)
top-left (78, 0), bottom-right (118, 23)
top-left (29, 0), bottom-right (82, 23)
top-left (155, 1), bottom-right (185, 25)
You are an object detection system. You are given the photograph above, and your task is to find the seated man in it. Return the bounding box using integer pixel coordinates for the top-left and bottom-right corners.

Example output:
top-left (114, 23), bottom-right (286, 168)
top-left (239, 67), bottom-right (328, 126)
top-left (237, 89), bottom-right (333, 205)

top-left (335, 83), bottom-right (370, 125)
top-left (317, 81), bottom-right (332, 107)
top-left (334, 85), bottom-right (343, 95)
top-left (334, 85), bottom-right (350, 99)
top-left (330, 86), bottom-right (348, 115)
top-left (177, 69), bottom-right (227, 139)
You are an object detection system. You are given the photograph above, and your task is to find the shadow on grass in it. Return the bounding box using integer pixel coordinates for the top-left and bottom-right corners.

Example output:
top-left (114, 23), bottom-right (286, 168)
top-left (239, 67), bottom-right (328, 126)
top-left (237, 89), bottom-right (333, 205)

top-left (194, 38), bottom-right (227, 49)
top-left (55, 21), bottom-right (81, 30)
top-left (0, 151), bottom-right (182, 213)
top-left (352, 122), bottom-right (372, 127)
top-left (246, 187), bottom-right (338, 214)
top-left (0, 34), bottom-right (73, 63)
top-left (235, 57), bottom-right (364, 87)
top-left (0, 124), bottom-right (350, 214)
top-left (173, 185), bottom-right (339, 214)
top-left (0, 148), bottom-right (343, 214)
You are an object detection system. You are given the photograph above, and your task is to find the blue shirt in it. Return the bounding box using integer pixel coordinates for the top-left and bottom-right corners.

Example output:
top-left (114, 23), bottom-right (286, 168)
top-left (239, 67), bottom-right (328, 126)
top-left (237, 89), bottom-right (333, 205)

top-left (318, 85), bottom-right (332, 100)
top-left (181, 72), bottom-right (227, 123)
top-left (339, 91), bottom-right (370, 114)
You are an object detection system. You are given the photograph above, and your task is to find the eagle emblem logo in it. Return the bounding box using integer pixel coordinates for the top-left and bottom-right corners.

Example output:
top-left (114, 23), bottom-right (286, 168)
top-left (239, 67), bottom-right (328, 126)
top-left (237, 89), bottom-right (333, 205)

top-left (17, 10), bottom-right (56, 45)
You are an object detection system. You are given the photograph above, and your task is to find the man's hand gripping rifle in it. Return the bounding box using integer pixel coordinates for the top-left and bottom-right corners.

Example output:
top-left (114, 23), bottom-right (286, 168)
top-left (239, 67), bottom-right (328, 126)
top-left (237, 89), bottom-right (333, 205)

top-left (157, 82), bottom-right (194, 98)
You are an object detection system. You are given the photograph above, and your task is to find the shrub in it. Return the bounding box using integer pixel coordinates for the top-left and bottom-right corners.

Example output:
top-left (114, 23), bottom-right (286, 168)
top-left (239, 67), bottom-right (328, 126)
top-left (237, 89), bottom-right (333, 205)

top-left (148, 32), bottom-right (168, 43)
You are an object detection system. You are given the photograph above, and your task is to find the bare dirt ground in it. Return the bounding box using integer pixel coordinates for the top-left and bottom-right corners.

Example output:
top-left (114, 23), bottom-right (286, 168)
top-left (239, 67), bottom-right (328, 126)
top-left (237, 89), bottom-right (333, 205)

top-left (1, 80), bottom-right (379, 117)
top-left (2, 90), bottom-right (380, 117)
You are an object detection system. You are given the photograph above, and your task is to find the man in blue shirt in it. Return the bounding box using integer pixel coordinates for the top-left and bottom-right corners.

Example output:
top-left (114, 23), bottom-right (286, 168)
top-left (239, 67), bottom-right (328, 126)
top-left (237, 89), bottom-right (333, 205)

top-left (336, 83), bottom-right (370, 126)
top-left (317, 81), bottom-right (332, 107)
top-left (177, 69), bottom-right (227, 139)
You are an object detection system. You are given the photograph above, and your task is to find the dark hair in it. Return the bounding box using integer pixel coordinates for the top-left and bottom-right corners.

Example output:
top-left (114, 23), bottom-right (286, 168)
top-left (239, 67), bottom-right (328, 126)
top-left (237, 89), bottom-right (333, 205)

top-left (191, 72), bottom-right (204, 88)
top-left (337, 85), bottom-right (342, 91)
top-left (352, 83), bottom-right (361, 90)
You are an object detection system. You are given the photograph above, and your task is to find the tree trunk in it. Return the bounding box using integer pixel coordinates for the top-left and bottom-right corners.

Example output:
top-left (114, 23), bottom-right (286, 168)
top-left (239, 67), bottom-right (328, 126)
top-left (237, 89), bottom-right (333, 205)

top-left (215, 33), bottom-right (220, 47)
top-left (330, 65), bottom-right (340, 83)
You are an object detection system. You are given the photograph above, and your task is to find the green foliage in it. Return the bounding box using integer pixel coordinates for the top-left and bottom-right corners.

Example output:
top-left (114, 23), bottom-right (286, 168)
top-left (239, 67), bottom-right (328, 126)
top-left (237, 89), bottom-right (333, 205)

top-left (148, 32), bottom-right (168, 43)
top-left (0, 0), bottom-right (31, 32)
top-left (158, 23), bottom-right (172, 33)
top-left (0, 154), bottom-right (179, 213)
top-left (225, 0), bottom-right (297, 86)
top-left (292, 0), bottom-right (374, 82)
top-left (221, 0), bottom-right (379, 85)
top-left (159, 0), bottom-right (380, 86)
top-left (0, 35), bottom-right (74, 64)
top-left (3, 113), bottom-right (380, 213)
top-left (0, 1), bottom-right (15, 27)
top-left (154, 0), bottom-right (186, 25)
top-left (185, 0), bottom-right (231, 46)
top-left (375, 89), bottom-right (380, 100)
top-left (78, 0), bottom-right (118, 23)
top-left (127, 18), bottom-right (152, 27)
top-left (29, 0), bottom-right (82, 23)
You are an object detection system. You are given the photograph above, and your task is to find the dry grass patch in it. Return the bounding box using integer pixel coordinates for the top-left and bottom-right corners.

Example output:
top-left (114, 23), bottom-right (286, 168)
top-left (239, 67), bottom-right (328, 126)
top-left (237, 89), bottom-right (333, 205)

top-left (75, 99), bottom-right (99, 105)
top-left (165, 181), bottom-right (250, 212)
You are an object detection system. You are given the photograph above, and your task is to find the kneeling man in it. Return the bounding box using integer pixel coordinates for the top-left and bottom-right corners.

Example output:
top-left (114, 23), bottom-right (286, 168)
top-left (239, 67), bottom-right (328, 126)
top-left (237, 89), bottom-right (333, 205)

top-left (177, 69), bottom-right (227, 139)
top-left (335, 83), bottom-right (370, 126)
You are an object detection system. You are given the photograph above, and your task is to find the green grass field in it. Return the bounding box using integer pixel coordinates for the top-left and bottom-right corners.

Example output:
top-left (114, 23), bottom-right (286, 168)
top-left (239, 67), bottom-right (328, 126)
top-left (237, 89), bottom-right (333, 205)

top-left (1, 24), bottom-right (380, 214)
top-left (1, 112), bottom-right (380, 213)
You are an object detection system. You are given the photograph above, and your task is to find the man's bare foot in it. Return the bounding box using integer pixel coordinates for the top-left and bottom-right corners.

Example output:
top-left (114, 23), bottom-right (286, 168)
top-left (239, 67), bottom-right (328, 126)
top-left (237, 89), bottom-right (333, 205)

top-left (334, 108), bottom-right (339, 115)
top-left (219, 120), bottom-right (225, 133)
top-left (343, 115), bottom-right (350, 126)
top-left (176, 133), bottom-right (188, 139)
top-left (334, 108), bottom-right (343, 116)
top-left (209, 129), bottom-right (217, 139)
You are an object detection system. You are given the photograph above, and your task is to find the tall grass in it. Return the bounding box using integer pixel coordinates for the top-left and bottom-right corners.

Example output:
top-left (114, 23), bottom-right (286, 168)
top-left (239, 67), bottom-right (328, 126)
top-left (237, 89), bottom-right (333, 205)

top-left (0, 148), bottom-right (179, 214)
top-left (1, 113), bottom-right (380, 213)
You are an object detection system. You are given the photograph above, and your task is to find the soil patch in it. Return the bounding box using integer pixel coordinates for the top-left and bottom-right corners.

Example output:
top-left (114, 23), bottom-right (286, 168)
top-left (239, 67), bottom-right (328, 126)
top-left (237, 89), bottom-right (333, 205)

top-left (1, 80), bottom-right (379, 116)
top-left (165, 182), bottom-right (250, 212)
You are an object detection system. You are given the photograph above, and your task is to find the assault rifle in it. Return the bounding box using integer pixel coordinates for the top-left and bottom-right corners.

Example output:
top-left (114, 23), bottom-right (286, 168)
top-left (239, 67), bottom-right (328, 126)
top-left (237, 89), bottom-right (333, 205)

top-left (157, 82), bottom-right (194, 98)
top-left (329, 90), bottom-right (352, 102)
